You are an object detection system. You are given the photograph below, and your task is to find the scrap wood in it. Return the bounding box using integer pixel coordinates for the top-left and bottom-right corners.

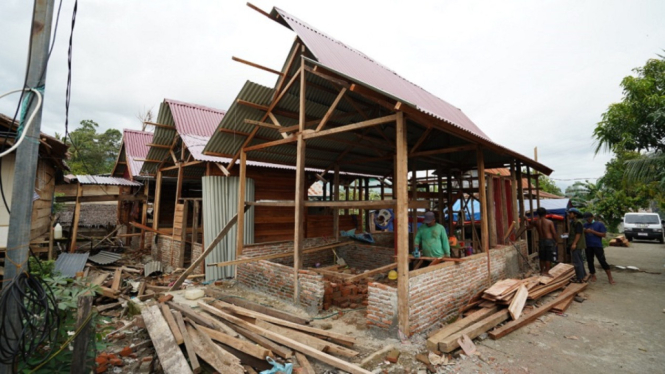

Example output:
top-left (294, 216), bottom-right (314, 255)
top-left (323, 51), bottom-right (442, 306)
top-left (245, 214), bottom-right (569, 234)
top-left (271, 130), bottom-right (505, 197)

top-left (232, 325), bottom-right (293, 359)
top-left (415, 353), bottom-right (437, 373)
top-left (508, 285), bottom-right (529, 320)
top-left (551, 295), bottom-right (575, 313)
top-left (528, 276), bottom-right (572, 300)
top-left (438, 310), bottom-right (510, 353)
top-left (457, 334), bottom-right (477, 356)
top-left (140, 305), bottom-right (192, 374)
top-left (197, 325), bottom-right (272, 360)
top-left (197, 302), bottom-right (372, 374)
top-left (111, 268), bottom-right (123, 291)
top-left (254, 319), bottom-right (359, 358)
top-left (160, 304), bottom-right (184, 345)
top-left (427, 307), bottom-right (498, 351)
top-left (185, 323), bottom-right (244, 374)
top-left (295, 352), bottom-right (316, 374)
top-left (483, 279), bottom-right (521, 299)
top-left (214, 292), bottom-right (311, 325)
top-left (172, 311), bottom-right (201, 374)
top-left (198, 310), bottom-right (240, 337)
top-left (538, 263), bottom-right (574, 284)
top-left (359, 344), bottom-right (394, 368)
top-left (167, 301), bottom-right (220, 330)
top-left (188, 321), bottom-right (242, 368)
top-left (211, 300), bottom-right (356, 345)
top-left (489, 282), bottom-right (588, 340)
top-left (96, 301), bottom-right (123, 313)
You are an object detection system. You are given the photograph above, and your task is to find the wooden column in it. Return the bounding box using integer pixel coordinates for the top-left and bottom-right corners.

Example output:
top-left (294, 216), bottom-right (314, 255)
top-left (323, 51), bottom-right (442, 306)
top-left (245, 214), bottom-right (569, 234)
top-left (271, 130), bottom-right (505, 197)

top-left (178, 200), bottom-right (189, 268)
top-left (437, 169), bottom-right (443, 224)
top-left (499, 177), bottom-right (509, 244)
top-left (69, 295), bottom-right (93, 374)
top-left (70, 183), bottom-right (83, 252)
top-left (175, 163), bottom-right (184, 201)
top-left (446, 173), bottom-right (453, 235)
top-left (140, 181), bottom-right (150, 251)
top-left (236, 151), bottom-right (247, 257)
top-left (333, 165), bottom-right (340, 241)
top-left (293, 134), bottom-right (306, 303)
top-left (411, 167), bottom-right (418, 238)
top-left (192, 200), bottom-right (200, 245)
top-left (516, 162), bottom-right (526, 240)
top-left (477, 149), bottom-right (490, 286)
top-left (344, 182), bottom-right (349, 216)
top-left (364, 177), bottom-right (370, 231)
top-left (395, 111), bottom-right (410, 336)
top-left (358, 178), bottom-right (364, 231)
top-left (153, 170), bottom-right (163, 231)
top-left (510, 161), bottom-right (518, 236)
top-left (535, 173), bottom-right (541, 210)
top-left (487, 176), bottom-right (497, 248)
top-left (526, 166), bottom-right (534, 218)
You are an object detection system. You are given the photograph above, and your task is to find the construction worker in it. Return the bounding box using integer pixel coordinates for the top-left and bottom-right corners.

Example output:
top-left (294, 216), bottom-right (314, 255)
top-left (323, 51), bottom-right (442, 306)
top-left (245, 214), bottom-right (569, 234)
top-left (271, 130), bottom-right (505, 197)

top-left (583, 212), bottom-right (616, 284)
top-left (566, 208), bottom-right (587, 282)
top-left (413, 211), bottom-right (450, 258)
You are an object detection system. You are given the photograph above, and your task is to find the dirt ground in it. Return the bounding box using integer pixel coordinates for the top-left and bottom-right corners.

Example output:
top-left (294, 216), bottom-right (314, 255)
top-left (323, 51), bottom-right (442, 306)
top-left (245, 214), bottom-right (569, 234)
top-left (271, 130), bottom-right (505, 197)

top-left (452, 240), bottom-right (665, 374)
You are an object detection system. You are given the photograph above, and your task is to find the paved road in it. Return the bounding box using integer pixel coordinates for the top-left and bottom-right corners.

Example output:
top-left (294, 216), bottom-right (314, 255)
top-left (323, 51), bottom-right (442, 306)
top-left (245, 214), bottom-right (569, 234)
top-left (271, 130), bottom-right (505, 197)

top-left (457, 241), bottom-right (665, 374)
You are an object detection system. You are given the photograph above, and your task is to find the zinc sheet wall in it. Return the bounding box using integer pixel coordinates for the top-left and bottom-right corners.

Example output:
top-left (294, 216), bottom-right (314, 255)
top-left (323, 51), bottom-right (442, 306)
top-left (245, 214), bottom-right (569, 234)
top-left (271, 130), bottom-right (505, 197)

top-left (202, 176), bottom-right (254, 281)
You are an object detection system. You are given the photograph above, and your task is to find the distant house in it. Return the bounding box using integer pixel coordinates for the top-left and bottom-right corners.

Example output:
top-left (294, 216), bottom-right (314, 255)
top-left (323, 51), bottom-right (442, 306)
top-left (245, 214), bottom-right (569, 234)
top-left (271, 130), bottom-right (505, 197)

top-left (0, 113), bottom-right (69, 249)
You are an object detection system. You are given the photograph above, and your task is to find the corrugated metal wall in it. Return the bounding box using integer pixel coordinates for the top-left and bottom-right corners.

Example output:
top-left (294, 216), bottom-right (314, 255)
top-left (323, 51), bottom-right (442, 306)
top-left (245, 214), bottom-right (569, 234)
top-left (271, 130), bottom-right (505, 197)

top-left (202, 176), bottom-right (255, 281)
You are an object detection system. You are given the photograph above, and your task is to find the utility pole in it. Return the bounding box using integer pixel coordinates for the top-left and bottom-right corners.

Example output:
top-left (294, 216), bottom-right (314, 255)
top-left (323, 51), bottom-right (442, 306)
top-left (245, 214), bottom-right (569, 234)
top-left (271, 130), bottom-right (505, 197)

top-left (1, 1), bottom-right (55, 372)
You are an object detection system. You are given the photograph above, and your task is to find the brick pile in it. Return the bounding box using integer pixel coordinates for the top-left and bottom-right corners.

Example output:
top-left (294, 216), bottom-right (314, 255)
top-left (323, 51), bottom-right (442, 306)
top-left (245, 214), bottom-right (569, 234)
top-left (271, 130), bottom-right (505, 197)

top-left (322, 280), bottom-right (369, 310)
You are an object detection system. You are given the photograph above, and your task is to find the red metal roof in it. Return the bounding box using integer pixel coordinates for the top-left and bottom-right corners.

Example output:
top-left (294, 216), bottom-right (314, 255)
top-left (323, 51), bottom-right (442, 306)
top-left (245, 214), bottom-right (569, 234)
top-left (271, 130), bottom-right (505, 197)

top-left (122, 129), bottom-right (152, 177)
top-left (166, 99), bottom-right (226, 137)
top-left (271, 7), bottom-right (490, 142)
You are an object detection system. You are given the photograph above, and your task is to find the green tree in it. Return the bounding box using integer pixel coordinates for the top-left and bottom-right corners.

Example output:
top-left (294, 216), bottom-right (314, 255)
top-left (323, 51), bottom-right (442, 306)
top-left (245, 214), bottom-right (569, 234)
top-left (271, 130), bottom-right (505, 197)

top-left (537, 174), bottom-right (563, 196)
top-left (63, 120), bottom-right (122, 175)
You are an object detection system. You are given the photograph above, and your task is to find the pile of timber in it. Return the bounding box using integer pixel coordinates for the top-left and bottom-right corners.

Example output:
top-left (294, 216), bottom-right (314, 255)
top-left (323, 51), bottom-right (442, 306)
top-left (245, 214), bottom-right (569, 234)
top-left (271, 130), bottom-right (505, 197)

top-left (137, 295), bottom-right (371, 374)
top-left (609, 235), bottom-right (630, 247)
top-left (427, 263), bottom-right (585, 354)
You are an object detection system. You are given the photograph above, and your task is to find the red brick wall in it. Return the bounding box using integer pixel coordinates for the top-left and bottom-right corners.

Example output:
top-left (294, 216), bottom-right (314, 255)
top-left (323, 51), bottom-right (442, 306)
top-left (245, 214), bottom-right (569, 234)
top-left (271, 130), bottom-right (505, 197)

top-left (336, 243), bottom-right (395, 271)
top-left (241, 237), bottom-right (344, 268)
top-left (155, 235), bottom-right (204, 274)
top-left (366, 241), bottom-right (528, 334)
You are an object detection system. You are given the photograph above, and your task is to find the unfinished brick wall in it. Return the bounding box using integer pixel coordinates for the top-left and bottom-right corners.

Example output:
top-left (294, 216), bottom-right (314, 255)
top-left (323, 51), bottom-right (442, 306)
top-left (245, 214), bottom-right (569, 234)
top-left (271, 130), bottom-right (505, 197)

top-left (241, 237), bottom-right (343, 268)
top-left (366, 241), bottom-right (528, 334)
top-left (336, 243), bottom-right (395, 271)
top-left (155, 235), bottom-right (204, 274)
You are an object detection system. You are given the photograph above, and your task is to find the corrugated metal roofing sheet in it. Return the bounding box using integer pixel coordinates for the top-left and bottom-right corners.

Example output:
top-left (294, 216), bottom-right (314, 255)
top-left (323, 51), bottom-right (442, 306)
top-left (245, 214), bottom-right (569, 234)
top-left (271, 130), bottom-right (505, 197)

top-left (87, 250), bottom-right (122, 265)
top-left (122, 129), bottom-right (153, 178)
top-left (271, 6), bottom-right (490, 142)
top-left (144, 261), bottom-right (163, 276)
top-left (54, 253), bottom-right (89, 278)
top-left (67, 175), bottom-right (143, 187)
top-left (166, 99), bottom-right (226, 137)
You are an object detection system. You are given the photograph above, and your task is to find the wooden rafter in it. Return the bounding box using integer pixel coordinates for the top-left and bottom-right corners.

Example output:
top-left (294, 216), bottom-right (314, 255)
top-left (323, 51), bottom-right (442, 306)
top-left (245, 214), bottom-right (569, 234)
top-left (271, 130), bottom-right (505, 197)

top-left (315, 87), bottom-right (347, 132)
top-left (232, 56), bottom-right (284, 76)
top-left (143, 121), bottom-right (175, 129)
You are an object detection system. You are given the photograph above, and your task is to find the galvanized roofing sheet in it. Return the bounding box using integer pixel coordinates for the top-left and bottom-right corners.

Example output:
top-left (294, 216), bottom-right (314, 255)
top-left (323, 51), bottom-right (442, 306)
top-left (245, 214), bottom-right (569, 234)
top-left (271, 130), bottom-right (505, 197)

top-left (87, 250), bottom-right (122, 265)
top-left (271, 6), bottom-right (490, 142)
top-left (54, 252), bottom-right (89, 278)
top-left (67, 175), bottom-right (143, 187)
top-left (144, 260), bottom-right (163, 276)
top-left (122, 129), bottom-right (153, 178)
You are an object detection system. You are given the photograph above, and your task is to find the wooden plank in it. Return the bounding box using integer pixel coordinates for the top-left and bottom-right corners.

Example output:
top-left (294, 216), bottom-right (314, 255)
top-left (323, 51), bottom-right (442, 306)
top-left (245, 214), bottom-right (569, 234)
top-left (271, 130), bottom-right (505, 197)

top-left (70, 183), bottom-right (82, 252)
top-left (141, 305), bottom-right (193, 374)
top-left (426, 307), bottom-right (498, 351)
top-left (197, 302), bottom-right (371, 374)
top-left (395, 110), bottom-right (410, 336)
top-left (211, 300), bottom-right (355, 345)
top-left (345, 263), bottom-right (397, 283)
top-left (551, 295), bottom-right (575, 313)
top-left (172, 311), bottom-right (201, 373)
top-left (296, 352), bottom-right (316, 374)
top-left (293, 134), bottom-right (306, 303)
top-left (166, 301), bottom-right (219, 329)
top-left (216, 295), bottom-right (311, 325)
top-left (169, 205), bottom-right (250, 291)
top-left (438, 310), bottom-right (509, 353)
top-left (208, 242), bottom-right (344, 267)
top-left (484, 279), bottom-right (521, 297)
top-left (161, 304), bottom-right (184, 345)
top-left (197, 325), bottom-right (271, 360)
top-left (508, 284), bottom-right (528, 320)
top-left (154, 170), bottom-right (163, 230)
top-left (302, 114), bottom-right (397, 140)
top-left (255, 320), bottom-right (358, 358)
top-left (237, 151), bottom-right (247, 258)
top-left (232, 56), bottom-right (284, 76)
top-left (315, 87), bottom-right (347, 132)
top-left (111, 268), bottom-right (123, 291)
top-left (490, 283), bottom-right (587, 340)
top-left (232, 325), bottom-right (293, 359)
top-left (333, 165), bottom-right (340, 242)
top-left (185, 324), bottom-right (243, 374)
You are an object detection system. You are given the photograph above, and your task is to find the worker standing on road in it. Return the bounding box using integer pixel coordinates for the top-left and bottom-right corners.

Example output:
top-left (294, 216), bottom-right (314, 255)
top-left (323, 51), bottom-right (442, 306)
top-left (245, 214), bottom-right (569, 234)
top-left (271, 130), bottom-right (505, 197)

top-left (583, 212), bottom-right (616, 285)
top-left (526, 207), bottom-right (558, 277)
top-left (414, 211), bottom-right (450, 258)
top-left (567, 208), bottom-right (587, 282)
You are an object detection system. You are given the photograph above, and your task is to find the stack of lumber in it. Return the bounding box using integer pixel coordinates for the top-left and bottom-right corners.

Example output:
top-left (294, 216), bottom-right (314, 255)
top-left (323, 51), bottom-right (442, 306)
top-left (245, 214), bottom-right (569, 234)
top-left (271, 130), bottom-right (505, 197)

top-left (428, 266), bottom-right (585, 354)
top-left (609, 235), bottom-right (630, 247)
top-left (139, 295), bottom-right (372, 374)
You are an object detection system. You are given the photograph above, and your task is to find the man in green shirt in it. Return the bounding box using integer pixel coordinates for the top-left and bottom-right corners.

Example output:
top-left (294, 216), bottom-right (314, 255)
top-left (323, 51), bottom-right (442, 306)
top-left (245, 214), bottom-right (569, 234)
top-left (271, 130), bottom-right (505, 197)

top-left (414, 211), bottom-right (450, 258)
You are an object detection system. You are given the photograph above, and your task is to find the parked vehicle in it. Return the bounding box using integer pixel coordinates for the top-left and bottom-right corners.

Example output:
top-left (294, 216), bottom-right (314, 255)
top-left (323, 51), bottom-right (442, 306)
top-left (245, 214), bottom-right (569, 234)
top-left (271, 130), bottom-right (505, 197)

top-left (623, 213), bottom-right (664, 243)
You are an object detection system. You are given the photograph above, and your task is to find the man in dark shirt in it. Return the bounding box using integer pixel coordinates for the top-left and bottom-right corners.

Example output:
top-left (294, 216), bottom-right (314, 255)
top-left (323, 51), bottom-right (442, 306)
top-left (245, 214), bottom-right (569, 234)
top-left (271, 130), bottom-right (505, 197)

top-left (583, 212), bottom-right (615, 284)
top-left (567, 208), bottom-right (587, 282)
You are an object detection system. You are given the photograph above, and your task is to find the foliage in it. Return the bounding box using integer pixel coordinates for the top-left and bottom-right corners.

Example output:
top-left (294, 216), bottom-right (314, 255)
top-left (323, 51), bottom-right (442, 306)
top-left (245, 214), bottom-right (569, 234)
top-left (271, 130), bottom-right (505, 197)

top-left (537, 174), bottom-right (563, 196)
top-left (28, 258), bottom-right (56, 278)
top-left (593, 55), bottom-right (665, 154)
top-left (59, 120), bottom-right (122, 175)
top-left (52, 192), bottom-right (65, 215)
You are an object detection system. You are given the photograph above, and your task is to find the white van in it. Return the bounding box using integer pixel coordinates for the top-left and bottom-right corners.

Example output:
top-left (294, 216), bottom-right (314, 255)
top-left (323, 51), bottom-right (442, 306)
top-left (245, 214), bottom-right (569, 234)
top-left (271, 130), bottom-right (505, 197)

top-left (623, 213), bottom-right (664, 243)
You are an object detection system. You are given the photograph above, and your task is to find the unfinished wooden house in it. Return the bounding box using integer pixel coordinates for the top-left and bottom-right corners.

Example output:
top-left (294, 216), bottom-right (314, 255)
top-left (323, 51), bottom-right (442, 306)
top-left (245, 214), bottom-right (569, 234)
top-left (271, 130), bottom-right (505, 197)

top-left (199, 6), bottom-right (554, 336)
top-left (136, 99), bottom-right (364, 278)
top-left (0, 113), bottom-right (69, 259)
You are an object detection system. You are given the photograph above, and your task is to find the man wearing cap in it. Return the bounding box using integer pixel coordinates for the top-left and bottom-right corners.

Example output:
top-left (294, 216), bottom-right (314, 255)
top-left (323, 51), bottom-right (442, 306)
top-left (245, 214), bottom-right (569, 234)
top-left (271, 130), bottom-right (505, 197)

top-left (583, 212), bottom-right (615, 284)
top-left (414, 211), bottom-right (450, 258)
top-left (567, 208), bottom-right (587, 282)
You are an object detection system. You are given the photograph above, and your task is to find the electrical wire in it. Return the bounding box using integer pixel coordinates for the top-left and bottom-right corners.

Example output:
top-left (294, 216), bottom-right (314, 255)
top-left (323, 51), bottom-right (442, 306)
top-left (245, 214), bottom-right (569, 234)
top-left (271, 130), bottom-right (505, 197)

top-left (0, 88), bottom-right (44, 159)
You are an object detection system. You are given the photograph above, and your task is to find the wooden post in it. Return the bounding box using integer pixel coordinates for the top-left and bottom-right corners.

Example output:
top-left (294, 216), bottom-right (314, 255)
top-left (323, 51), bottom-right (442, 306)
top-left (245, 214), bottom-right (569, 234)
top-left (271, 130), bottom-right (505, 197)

top-left (535, 173), bottom-right (541, 210)
top-left (293, 134), bottom-right (306, 303)
top-left (499, 176), bottom-right (509, 244)
top-left (437, 169), bottom-right (443, 225)
top-left (153, 170), bottom-right (163, 231)
top-left (333, 165), bottom-right (340, 241)
top-left (237, 151), bottom-right (247, 257)
top-left (477, 149), bottom-right (489, 253)
top-left (411, 167), bottom-right (418, 238)
top-left (70, 183), bottom-right (83, 252)
top-left (140, 181), bottom-right (150, 251)
top-left (516, 162), bottom-right (526, 241)
top-left (70, 295), bottom-right (93, 374)
top-left (48, 215), bottom-right (55, 261)
top-left (192, 200), bottom-right (200, 245)
top-left (526, 166), bottom-right (534, 218)
top-left (345, 182), bottom-right (349, 216)
top-left (510, 161), bottom-right (518, 238)
top-left (446, 173), bottom-right (453, 235)
top-left (178, 200), bottom-right (189, 268)
top-left (359, 178), bottom-right (364, 231)
top-left (395, 111), bottom-right (410, 336)
top-left (487, 176), bottom-right (497, 248)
